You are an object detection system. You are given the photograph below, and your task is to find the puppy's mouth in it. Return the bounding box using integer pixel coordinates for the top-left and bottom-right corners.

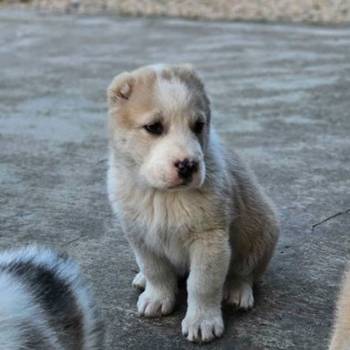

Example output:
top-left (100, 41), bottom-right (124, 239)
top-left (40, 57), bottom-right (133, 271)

top-left (152, 175), bottom-right (203, 191)
top-left (167, 181), bottom-right (190, 190)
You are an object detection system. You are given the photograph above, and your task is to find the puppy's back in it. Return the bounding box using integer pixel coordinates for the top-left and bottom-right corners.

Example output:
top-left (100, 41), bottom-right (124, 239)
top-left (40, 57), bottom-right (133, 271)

top-left (330, 268), bottom-right (350, 350)
top-left (0, 246), bottom-right (103, 350)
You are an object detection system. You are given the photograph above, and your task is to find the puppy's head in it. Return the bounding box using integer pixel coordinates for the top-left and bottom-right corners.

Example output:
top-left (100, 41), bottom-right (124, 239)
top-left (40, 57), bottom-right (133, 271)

top-left (107, 64), bottom-right (210, 191)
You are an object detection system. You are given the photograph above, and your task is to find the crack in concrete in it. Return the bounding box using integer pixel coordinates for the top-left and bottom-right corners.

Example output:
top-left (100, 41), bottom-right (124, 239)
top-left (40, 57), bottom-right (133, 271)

top-left (312, 208), bottom-right (350, 232)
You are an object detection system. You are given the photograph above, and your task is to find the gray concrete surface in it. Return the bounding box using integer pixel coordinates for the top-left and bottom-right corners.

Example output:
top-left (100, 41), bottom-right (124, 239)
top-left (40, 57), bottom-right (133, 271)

top-left (1, 9), bottom-right (350, 350)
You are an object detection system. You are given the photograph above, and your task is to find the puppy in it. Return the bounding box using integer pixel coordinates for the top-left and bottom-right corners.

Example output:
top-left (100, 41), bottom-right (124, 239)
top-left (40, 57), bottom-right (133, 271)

top-left (329, 268), bottom-right (350, 350)
top-left (107, 64), bottom-right (279, 342)
top-left (0, 246), bottom-right (103, 349)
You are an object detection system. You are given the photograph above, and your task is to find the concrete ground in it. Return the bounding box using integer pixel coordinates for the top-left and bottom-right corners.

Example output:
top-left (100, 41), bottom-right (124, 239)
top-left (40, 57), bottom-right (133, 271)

top-left (1, 9), bottom-right (350, 350)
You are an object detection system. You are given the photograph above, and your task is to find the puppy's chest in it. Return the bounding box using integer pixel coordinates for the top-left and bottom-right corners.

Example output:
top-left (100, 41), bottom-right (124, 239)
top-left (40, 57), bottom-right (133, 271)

top-left (120, 190), bottom-right (205, 268)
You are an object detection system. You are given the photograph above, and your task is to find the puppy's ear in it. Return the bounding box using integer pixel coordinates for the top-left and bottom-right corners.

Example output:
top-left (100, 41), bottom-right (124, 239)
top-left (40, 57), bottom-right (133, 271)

top-left (172, 63), bottom-right (206, 94)
top-left (173, 63), bottom-right (203, 84)
top-left (174, 63), bottom-right (194, 72)
top-left (107, 72), bottom-right (135, 106)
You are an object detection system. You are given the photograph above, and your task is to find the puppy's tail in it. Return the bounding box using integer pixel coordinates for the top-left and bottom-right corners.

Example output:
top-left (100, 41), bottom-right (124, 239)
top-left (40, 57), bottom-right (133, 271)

top-left (0, 245), bottom-right (104, 350)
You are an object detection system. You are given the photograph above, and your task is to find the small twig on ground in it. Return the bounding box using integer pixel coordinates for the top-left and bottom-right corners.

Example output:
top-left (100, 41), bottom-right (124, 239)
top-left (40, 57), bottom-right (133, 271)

top-left (312, 208), bottom-right (350, 232)
top-left (96, 158), bottom-right (107, 165)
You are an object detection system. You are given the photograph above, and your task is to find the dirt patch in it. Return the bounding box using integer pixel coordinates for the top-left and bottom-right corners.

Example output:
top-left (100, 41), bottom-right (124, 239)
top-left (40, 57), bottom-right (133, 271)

top-left (4, 0), bottom-right (350, 24)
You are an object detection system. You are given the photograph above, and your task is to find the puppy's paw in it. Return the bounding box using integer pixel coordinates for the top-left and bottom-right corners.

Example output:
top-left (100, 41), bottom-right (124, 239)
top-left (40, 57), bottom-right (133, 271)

top-left (132, 272), bottom-right (146, 290)
top-left (224, 281), bottom-right (254, 310)
top-left (181, 308), bottom-right (224, 343)
top-left (137, 286), bottom-right (175, 317)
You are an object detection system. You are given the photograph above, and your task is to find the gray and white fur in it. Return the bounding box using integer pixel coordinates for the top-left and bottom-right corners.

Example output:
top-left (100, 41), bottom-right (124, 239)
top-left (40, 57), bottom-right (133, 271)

top-left (0, 246), bottom-right (104, 350)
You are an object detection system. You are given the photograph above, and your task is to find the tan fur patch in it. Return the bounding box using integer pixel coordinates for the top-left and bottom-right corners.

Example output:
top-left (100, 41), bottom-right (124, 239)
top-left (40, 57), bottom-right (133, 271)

top-left (108, 68), bottom-right (158, 130)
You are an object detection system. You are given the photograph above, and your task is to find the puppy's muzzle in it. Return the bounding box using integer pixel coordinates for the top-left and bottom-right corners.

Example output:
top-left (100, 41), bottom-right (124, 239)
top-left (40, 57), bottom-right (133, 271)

top-left (174, 158), bottom-right (199, 181)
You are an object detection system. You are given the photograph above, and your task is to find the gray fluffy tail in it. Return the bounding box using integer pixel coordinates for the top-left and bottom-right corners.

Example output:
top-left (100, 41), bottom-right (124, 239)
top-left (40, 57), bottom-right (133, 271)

top-left (0, 245), bottom-right (104, 350)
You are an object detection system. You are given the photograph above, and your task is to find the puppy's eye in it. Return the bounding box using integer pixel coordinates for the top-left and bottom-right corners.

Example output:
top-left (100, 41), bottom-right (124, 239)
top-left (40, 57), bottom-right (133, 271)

top-left (143, 121), bottom-right (163, 135)
top-left (192, 120), bottom-right (205, 134)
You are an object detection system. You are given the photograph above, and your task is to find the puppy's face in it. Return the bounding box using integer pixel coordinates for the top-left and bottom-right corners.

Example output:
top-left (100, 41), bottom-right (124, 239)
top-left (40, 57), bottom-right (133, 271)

top-left (108, 64), bottom-right (211, 191)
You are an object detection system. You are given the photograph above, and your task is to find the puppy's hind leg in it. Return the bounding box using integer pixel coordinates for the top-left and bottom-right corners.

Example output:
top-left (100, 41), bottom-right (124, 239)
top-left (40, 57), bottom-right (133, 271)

top-left (132, 272), bottom-right (146, 290)
top-left (225, 217), bottom-right (279, 310)
top-left (132, 251), bottom-right (146, 290)
top-left (224, 275), bottom-right (254, 310)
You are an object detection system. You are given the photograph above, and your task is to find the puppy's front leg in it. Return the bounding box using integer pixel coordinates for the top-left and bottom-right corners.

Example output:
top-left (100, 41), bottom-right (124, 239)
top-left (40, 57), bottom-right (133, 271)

top-left (131, 242), bottom-right (177, 318)
top-left (182, 230), bottom-right (231, 343)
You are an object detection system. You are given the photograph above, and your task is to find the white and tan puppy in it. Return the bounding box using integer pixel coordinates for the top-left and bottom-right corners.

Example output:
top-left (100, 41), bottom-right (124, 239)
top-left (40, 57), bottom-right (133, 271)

top-left (107, 64), bottom-right (279, 342)
top-left (330, 268), bottom-right (350, 350)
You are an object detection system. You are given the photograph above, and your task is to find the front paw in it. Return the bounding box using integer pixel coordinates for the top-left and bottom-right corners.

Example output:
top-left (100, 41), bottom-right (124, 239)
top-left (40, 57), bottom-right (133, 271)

top-left (137, 286), bottom-right (175, 317)
top-left (181, 307), bottom-right (224, 343)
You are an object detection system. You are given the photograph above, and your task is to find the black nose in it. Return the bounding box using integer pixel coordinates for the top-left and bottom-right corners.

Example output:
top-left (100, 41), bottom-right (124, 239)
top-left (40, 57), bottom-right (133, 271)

top-left (174, 158), bottom-right (198, 179)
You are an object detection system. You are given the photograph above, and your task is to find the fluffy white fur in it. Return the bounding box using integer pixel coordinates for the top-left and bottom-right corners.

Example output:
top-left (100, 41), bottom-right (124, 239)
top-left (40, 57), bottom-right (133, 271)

top-left (107, 64), bottom-right (279, 342)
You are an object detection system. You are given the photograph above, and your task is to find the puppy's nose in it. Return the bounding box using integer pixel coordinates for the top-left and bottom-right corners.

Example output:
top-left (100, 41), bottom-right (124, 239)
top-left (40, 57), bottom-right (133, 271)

top-left (174, 158), bottom-right (198, 179)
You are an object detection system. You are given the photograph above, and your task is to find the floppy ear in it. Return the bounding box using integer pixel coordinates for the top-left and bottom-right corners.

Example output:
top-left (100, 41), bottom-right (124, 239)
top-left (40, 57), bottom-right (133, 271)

top-left (107, 72), bottom-right (135, 106)
top-left (172, 63), bottom-right (205, 89)
top-left (174, 63), bottom-right (194, 72)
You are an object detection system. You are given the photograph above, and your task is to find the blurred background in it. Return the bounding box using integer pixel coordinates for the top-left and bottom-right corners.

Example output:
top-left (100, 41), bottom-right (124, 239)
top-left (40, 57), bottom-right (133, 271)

top-left (1, 0), bottom-right (350, 23)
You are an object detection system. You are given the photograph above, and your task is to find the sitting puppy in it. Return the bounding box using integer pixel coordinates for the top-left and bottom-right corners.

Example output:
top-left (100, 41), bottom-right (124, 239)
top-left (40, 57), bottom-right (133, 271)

top-left (329, 267), bottom-right (350, 350)
top-left (0, 246), bottom-right (103, 349)
top-left (107, 64), bottom-right (279, 342)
